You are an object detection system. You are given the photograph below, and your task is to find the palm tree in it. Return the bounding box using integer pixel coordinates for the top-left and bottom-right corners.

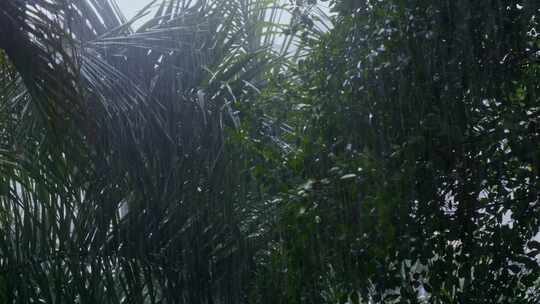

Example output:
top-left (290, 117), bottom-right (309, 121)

top-left (0, 0), bottom-right (301, 302)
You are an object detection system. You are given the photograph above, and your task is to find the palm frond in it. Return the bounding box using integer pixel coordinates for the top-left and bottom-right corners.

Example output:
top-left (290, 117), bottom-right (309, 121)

top-left (0, 0), bottom-right (302, 302)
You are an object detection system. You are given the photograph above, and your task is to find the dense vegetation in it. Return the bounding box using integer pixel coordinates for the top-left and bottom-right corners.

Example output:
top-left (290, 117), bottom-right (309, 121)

top-left (0, 0), bottom-right (539, 303)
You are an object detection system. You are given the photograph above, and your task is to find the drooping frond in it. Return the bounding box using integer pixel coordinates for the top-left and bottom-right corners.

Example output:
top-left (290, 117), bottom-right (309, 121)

top-left (0, 1), bottom-right (301, 302)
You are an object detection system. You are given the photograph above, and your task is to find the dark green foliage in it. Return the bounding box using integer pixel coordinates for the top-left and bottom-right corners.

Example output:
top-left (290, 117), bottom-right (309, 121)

top-left (0, 0), bottom-right (297, 303)
top-left (0, 0), bottom-right (539, 303)
top-left (238, 0), bottom-right (540, 303)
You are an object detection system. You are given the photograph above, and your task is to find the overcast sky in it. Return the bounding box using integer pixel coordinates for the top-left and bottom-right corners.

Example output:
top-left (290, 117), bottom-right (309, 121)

top-left (116, 0), bottom-right (331, 19)
top-left (117, 0), bottom-right (149, 18)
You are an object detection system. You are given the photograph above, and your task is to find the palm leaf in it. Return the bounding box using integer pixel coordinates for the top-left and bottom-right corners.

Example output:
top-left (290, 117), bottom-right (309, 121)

top-left (0, 0), bottom-right (302, 302)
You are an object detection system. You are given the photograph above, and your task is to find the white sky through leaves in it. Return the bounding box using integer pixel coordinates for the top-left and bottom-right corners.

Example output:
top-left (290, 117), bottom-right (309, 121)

top-left (117, 0), bottom-right (149, 18)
